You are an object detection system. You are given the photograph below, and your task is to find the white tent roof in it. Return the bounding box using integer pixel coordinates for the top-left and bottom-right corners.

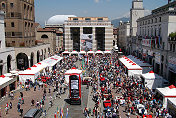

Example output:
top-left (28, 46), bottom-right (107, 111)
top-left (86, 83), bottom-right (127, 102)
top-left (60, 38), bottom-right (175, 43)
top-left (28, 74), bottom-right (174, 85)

top-left (0, 77), bottom-right (13, 86)
top-left (87, 51), bottom-right (94, 54)
top-left (62, 51), bottom-right (70, 54)
top-left (156, 87), bottom-right (176, 97)
top-left (95, 50), bottom-right (104, 54)
top-left (168, 98), bottom-right (176, 108)
top-left (71, 51), bottom-right (78, 55)
top-left (65, 67), bottom-right (82, 75)
top-left (119, 56), bottom-right (142, 70)
top-left (127, 55), bottom-right (152, 67)
top-left (141, 71), bottom-right (163, 80)
top-left (42, 55), bottom-right (63, 67)
top-left (104, 50), bottom-right (111, 54)
top-left (79, 51), bottom-right (86, 54)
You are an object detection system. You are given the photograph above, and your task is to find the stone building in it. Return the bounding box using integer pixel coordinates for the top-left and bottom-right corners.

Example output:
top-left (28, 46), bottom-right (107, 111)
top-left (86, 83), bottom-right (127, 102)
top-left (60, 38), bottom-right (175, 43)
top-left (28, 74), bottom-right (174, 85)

top-left (64, 17), bottom-right (113, 51)
top-left (128, 0), bottom-right (176, 85)
top-left (0, 0), bottom-right (35, 47)
top-left (0, 11), bottom-right (16, 75)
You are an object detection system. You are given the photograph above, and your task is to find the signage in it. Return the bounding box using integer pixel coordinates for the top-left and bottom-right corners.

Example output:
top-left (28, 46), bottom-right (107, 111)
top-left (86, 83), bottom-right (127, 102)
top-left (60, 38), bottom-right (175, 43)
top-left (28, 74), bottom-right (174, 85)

top-left (80, 34), bottom-right (93, 51)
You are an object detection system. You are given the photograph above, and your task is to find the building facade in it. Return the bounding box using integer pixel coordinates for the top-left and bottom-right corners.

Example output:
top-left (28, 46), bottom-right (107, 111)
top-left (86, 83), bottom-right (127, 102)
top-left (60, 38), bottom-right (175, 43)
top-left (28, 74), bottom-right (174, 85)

top-left (118, 21), bottom-right (130, 52)
top-left (128, 1), bottom-right (176, 85)
top-left (64, 17), bottom-right (113, 51)
top-left (0, 0), bottom-right (35, 47)
top-left (0, 11), bottom-right (16, 75)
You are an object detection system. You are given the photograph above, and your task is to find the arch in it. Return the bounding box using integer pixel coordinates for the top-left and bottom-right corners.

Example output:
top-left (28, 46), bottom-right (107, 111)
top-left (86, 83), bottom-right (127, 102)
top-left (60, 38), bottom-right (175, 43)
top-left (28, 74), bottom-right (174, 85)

top-left (7, 55), bottom-right (12, 73)
top-left (30, 52), bottom-right (34, 67)
top-left (41, 49), bottom-right (43, 61)
top-left (16, 53), bottom-right (29, 70)
top-left (37, 51), bottom-right (40, 63)
top-left (41, 34), bottom-right (48, 38)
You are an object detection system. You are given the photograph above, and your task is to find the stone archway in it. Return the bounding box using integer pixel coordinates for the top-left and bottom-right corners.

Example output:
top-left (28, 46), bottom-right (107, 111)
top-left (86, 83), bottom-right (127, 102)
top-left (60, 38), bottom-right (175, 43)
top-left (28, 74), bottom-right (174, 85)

top-left (16, 53), bottom-right (29, 70)
top-left (37, 51), bottom-right (40, 63)
top-left (7, 55), bottom-right (12, 73)
top-left (30, 52), bottom-right (34, 67)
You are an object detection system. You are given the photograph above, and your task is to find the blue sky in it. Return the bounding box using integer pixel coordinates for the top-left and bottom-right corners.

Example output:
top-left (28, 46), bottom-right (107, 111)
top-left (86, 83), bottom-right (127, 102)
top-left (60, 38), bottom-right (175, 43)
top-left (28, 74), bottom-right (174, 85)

top-left (35, 0), bottom-right (167, 26)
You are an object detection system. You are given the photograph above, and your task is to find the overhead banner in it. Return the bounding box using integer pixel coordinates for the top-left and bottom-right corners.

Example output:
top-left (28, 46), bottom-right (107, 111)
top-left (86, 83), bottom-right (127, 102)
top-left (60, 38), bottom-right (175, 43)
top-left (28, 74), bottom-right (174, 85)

top-left (80, 34), bottom-right (93, 51)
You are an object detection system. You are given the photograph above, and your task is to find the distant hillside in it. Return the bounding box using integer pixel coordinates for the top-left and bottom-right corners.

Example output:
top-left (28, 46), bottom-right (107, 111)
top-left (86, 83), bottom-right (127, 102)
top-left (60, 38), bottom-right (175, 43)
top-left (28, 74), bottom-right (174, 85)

top-left (111, 17), bottom-right (130, 28)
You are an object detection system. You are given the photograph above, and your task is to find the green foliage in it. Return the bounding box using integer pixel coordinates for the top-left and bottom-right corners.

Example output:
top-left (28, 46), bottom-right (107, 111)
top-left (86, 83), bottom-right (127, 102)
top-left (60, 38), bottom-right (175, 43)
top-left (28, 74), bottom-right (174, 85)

top-left (169, 32), bottom-right (176, 38)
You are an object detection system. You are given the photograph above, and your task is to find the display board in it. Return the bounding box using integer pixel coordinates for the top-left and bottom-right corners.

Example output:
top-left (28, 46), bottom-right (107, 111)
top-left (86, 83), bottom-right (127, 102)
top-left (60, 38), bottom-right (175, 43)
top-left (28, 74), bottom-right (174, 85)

top-left (80, 34), bottom-right (93, 51)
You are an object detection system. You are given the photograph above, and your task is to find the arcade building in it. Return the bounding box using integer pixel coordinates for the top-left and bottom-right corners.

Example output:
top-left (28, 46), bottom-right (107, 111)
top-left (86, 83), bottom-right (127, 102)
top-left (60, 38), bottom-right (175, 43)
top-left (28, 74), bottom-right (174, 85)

top-left (64, 17), bottom-right (113, 51)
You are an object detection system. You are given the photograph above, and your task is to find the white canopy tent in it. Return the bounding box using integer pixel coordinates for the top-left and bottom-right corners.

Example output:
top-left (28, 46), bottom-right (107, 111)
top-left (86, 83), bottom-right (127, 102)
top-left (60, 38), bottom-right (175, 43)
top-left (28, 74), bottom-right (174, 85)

top-left (70, 51), bottom-right (79, 55)
top-left (141, 71), bottom-right (167, 90)
top-left (62, 51), bottom-right (70, 55)
top-left (79, 51), bottom-right (86, 55)
top-left (104, 50), bottom-right (111, 54)
top-left (64, 67), bottom-right (82, 84)
top-left (87, 51), bottom-right (94, 55)
top-left (119, 56), bottom-right (142, 76)
top-left (127, 55), bottom-right (153, 74)
top-left (95, 50), bottom-right (104, 54)
top-left (156, 85), bottom-right (176, 108)
top-left (10, 70), bottom-right (19, 76)
top-left (0, 76), bottom-right (17, 90)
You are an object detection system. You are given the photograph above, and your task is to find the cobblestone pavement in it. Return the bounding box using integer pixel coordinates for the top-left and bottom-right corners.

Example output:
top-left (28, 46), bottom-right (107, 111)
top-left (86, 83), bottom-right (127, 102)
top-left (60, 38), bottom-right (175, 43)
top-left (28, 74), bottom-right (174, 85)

top-left (0, 86), bottom-right (55, 118)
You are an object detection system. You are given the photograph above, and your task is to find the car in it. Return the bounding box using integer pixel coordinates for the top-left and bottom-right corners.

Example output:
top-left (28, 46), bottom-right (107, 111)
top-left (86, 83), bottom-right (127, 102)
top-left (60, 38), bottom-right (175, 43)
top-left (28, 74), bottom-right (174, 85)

top-left (23, 109), bottom-right (42, 118)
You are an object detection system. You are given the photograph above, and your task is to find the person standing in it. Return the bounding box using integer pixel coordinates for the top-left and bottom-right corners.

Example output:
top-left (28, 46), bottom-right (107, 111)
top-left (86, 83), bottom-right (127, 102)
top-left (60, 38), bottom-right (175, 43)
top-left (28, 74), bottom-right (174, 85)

top-left (9, 102), bottom-right (12, 109)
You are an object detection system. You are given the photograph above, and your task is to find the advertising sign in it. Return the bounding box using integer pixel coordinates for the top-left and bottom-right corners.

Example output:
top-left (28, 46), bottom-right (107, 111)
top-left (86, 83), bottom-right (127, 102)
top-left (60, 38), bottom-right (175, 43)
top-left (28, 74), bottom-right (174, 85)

top-left (80, 34), bottom-right (93, 51)
top-left (155, 52), bottom-right (161, 64)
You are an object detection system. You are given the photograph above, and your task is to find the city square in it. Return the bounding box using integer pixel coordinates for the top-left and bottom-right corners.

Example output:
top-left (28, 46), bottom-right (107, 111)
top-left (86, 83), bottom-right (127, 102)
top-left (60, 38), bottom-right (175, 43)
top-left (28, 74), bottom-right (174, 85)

top-left (0, 0), bottom-right (176, 118)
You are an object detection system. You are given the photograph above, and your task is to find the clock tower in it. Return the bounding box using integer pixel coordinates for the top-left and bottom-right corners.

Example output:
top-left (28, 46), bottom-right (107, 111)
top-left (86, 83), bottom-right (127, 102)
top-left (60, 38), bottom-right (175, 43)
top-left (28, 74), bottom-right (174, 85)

top-left (130, 0), bottom-right (144, 36)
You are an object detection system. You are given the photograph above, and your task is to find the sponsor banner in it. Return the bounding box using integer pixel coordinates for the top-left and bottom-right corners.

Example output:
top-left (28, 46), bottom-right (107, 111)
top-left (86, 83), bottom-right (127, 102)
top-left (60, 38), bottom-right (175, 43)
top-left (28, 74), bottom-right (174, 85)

top-left (142, 39), bottom-right (151, 47)
top-left (155, 52), bottom-right (161, 64)
top-left (168, 56), bottom-right (176, 73)
top-left (80, 34), bottom-right (93, 51)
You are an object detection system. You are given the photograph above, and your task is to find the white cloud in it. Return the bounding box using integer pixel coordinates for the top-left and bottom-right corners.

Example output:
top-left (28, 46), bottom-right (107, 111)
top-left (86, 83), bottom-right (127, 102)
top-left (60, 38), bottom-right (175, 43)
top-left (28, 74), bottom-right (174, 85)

top-left (94, 0), bottom-right (100, 3)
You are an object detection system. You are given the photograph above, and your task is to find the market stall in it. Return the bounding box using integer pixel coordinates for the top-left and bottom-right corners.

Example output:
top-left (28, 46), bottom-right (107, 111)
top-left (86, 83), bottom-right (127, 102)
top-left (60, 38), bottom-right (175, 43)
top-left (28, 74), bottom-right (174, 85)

top-left (87, 51), bottom-right (94, 55)
top-left (64, 67), bottom-right (82, 84)
top-left (62, 50), bottom-right (70, 56)
top-left (119, 56), bottom-right (143, 76)
top-left (141, 71), bottom-right (169, 90)
top-left (70, 50), bottom-right (78, 56)
top-left (41, 55), bottom-right (63, 70)
top-left (127, 55), bottom-right (153, 73)
top-left (79, 51), bottom-right (86, 58)
top-left (167, 98), bottom-right (176, 118)
top-left (156, 85), bottom-right (176, 108)
top-left (104, 50), bottom-right (111, 55)
top-left (95, 50), bottom-right (104, 55)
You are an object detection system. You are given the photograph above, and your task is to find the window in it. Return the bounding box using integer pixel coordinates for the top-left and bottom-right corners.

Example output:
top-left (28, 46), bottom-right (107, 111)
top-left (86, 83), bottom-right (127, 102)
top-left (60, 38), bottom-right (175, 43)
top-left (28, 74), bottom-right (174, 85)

top-left (11, 12), bottom-right (14, 17)
top-left (11, 22), bottom-right (14, 27)
top-left (98, 18), bottom-right (103, 21)
top-left (31, 23), bottom-right (33, 27)
top-left (5, 32), bottom-right (6, 36)
top-left (159, 17), bottom-right (162, 22)
top-left (73, 18), bottom-right (78, 21)
top-left (4, 22), bottom-right (6, 27)
top-left (10, 3), bottom-right (14, 8)
top-left (0, 41), bottom-right (1, 48)
top-left (2, 3), bottom-right (5, 9)
top-left (85, 18), bottom-right (91, 21)
top-left (12, 32), bottom-right (15, 36)
top-left (12, 41), bottom-right (15, 43)
top-left (28, 23), bottom-right (30, 27)
top-left (25, 22), bottom-right (27, 27)
top-left (155, 18), bottom-right (157, 23)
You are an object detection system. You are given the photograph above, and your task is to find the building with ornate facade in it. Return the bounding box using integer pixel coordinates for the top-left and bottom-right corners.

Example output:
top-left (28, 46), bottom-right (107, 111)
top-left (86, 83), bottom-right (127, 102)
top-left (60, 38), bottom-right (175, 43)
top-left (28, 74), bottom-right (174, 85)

top-left (128, 0), bottom-right (176, 85)
top-left (64, 17), bottom-right (113, 51)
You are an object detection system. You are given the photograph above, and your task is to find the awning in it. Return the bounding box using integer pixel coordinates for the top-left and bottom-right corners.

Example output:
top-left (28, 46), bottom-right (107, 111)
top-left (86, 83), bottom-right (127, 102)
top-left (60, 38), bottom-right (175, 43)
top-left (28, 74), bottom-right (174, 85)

top-left (71, 51), bottom-right (78, 55)
top-left (65, 67), bottom-right (82, 75)
top-left (87, 51), bottom-right (94, 54)
top-left (156, 86), bottom-right (176, 97)
top-left (0, 76), bottom-right (17, 89)
top-left (79, 51), bottom-right (86, 54)
top-left (104, 50), bottom-right (111, 54)
top-left (41, 55), bottom-right (63, 67)
top-left (62, 51), bottom-right (70, 54)
top-left (95, 50), bottom-right (104, 54)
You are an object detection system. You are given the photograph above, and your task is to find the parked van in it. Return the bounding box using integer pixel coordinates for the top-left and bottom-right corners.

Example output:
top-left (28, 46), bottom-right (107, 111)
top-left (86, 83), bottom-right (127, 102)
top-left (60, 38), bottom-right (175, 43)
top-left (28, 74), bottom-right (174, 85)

top-left (23, 109), bottom-right (42, 118)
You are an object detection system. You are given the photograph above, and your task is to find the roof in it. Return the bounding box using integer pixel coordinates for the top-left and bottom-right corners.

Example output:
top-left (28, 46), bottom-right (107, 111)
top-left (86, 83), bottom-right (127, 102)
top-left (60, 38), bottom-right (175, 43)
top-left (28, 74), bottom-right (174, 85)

top-left (65, 68), bottom-right (82, 74)
top-left (141, 71), bottom-right (163, 80)
top-left (156, 86), bottom-right (176, 97)
top-left (37, 28), bottom-right (56, 32)
top-left (47, 15), bottom-right (77, 25)
top-left (119, 56), bottom-right (142, 70)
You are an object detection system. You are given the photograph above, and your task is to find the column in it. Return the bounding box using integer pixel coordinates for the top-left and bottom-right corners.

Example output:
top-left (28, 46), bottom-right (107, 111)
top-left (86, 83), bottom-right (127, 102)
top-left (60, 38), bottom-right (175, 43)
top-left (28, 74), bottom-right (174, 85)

top-left (80, 27), bottom-right (83, 51)
top-left (92, 27), bottom-right (97, 51)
